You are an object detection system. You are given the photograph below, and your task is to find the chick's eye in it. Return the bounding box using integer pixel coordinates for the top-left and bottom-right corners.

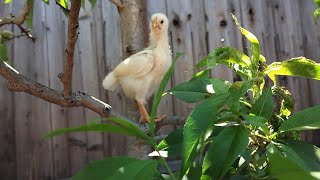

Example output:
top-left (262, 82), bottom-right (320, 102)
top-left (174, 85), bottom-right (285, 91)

top-left (160, 20), bottom-right (164, 24)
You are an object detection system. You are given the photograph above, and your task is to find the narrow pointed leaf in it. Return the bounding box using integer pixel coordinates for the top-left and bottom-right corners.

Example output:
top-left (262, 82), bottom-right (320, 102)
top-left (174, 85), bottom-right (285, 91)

top-left (202, 126), bottom-right (249, 179)
top-left (46, 118), bottom-right (152, 144)
top-left (265, 57), bottom-right (320, 84)
top-left (251, 87), bottom-right (274, 119)
top-left (278, 105), bottom-right (320, 132)
top-left (232, 14), bottom-right (260, 67)
top-left (242, 114), bottom-right (267, 128)
top-left (4, 0), bottom-right (12, 4)
top-left (89, 0), bottom-right (97, 8)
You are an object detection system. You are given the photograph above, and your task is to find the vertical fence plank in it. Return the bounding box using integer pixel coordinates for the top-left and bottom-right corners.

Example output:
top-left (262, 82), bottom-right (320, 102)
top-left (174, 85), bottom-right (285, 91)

top-left (166, 0), bottom-right (195, 117)
top-left (91, 0), bottom-right (110, 158)
top-left (10, 1), bottom-right (38, 179)
top-left (271, 0), bottom-right (307, 112)
top-left (68, 42), bottom-right (88, 175)
top-left (78, 4), bottom-right (105, 161)
top-left (102, 0), bottom-right (127, 156)
top-left (298, 0), bottom-right (320, 145)
top-left (0, 2), bottom-right (16, 180)
top-left (203, 0), bottom-right (242, 81)
top-left (45, 2), bottom-right (70, 178)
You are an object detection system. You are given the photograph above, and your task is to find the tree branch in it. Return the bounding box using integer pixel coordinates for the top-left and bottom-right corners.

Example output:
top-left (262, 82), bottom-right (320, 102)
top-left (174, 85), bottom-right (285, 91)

top-left (0, 0), bottom-right (34, 40)
top-left (109, 0), bottom-right (123, 9)
top-left (59, 0), bottom-right (81, 99)
top-left (0, 60), bottom-right (111, 117)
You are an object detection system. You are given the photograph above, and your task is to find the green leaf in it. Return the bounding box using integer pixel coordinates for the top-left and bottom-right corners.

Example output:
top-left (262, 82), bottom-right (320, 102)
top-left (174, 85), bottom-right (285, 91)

top-left (71, 157), bottom-right (158, 180)
top-left (42, 0), bottom-right (49, 5)
top-left (232, 14), bottom-right (260, 70)
top-left (192, 69), bottom-right (210, 79)
top-left (0, 44), bottom-right (8, 62)
top-left (149, 53), bottom-right (182, 137)
top-left (278, 105), bottom-right (320, 132)
top-left (242, 114), bottom-right (267, 128)
top-left (26, 2), bottom-right (34, 30)
top-left (227, 80), bottom-right (253, 103)
top-left (267, 143), bottom-right (315, 179)
top-left (89, 0), bottom-right (97, 8)
top-left (187, 163), bottom-right (202, 180)
top-left (315, 0), bottom-right (320, 6)
top-left (314, 8), bottom-right (320, 22)
top-left (265, 57), bottom-right (320, 84)
top-left (46, 118), bottom-right (152, 144)
top-left (168, 78), bottom-right (230, 103)
top-left (251, 87), bottom-right (274, 119)
top-left (81, 0), bottom-right (86, 10)
top-left (157, 128), bottom-right (183, 157)
top-left (4, 0), bottom-right (12, 4)
top-left (284, 140), bottom-right (320, 173)
top-left (57, 0), bottom-right (69, 16)
top-left (180, 93), bottom-right (229, 178)
top-left (195, 47), bottom-right (251, 69)
top-left (273, 86), bottom-right (294, 117)
top-left (202, 126), bottom-right (249, 179)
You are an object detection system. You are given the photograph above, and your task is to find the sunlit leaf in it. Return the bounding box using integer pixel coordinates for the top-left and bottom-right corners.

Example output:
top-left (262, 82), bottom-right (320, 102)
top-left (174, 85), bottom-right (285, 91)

top-left (149, 53), bottom-right (182, 137)
top-left (251, 87), bottom-right (274, 119)
top-left (202, 126), bottom-right (249, 179)
top-left (314, 8), bottom-right (320, 22)
top-left (42, 0), bottom-right (49, 5)
top-left (278, 105), bottom-right (320, 132)
top-left (265, 57), bottom-right (320, 84)
top-left (71, 157), bottom-right (158, 180)
top-left (4, 0), bottom-right (12, 4)
top-left (232, 14), bottom-right (260, 70)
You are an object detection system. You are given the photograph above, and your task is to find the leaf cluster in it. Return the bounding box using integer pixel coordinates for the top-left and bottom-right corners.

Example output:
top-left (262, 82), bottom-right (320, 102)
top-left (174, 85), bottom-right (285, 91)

top-left (46, 15), bottom-right (320, 180)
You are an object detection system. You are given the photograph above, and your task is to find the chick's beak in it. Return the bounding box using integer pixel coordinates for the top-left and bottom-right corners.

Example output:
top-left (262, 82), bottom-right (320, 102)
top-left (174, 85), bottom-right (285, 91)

top-left (152, 17), bottom-right (161, 29)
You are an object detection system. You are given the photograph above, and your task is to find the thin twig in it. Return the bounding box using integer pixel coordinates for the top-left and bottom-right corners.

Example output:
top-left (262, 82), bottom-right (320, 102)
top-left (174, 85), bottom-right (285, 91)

top-left (0, 0), bottom-right (34, 40)
top-left (59, 0), bottom-right (81, 99)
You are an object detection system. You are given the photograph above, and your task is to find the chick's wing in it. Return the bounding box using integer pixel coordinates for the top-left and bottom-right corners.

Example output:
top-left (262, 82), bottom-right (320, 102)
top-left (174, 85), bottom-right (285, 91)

top-left (113, 49), bottom-right (155, 78)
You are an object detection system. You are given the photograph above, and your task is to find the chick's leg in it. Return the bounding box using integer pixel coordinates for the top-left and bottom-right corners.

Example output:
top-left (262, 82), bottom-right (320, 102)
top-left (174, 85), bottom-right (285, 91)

top-left (136, 99), bottom-right (150, 123)
top-left (136, 99), bottom-right (166, 123)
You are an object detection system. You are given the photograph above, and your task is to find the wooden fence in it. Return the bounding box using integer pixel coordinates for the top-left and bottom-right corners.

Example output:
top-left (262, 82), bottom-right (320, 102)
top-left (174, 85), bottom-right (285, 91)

top-left (0, 0), bottom-right (320, 179)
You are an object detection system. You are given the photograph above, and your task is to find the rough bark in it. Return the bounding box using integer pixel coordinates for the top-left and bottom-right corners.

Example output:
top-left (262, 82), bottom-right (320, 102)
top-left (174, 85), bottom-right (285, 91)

top-left (58, 0), bottom-right (81, 99)
top-left (0, 60), bottom-right (112, 117)
top-left (111, 0), bottom-right (149, 158)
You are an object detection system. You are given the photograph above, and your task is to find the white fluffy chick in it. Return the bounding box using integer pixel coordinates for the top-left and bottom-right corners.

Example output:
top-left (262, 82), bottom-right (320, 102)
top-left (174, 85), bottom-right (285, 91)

top-left (102, 13), bottom-right (171, 123)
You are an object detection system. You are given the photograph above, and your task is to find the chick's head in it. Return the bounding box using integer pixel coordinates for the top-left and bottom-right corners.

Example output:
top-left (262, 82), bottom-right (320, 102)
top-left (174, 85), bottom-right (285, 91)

top-left (150, 13), bottom-right (169, 34)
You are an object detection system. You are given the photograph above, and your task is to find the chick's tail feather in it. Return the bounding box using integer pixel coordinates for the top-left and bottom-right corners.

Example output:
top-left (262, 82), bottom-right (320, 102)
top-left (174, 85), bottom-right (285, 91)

top-left (102, 72), bottom-right (119, 91)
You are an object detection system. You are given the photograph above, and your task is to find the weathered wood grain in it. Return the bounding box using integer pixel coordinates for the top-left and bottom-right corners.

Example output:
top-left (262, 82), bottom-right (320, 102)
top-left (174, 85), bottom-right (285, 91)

top-left (78, 4), bottom-right (105, 161)
top-left (102, 0), bottom-right (128, 156)
top-left (0, 2), bottom-right (16, 180)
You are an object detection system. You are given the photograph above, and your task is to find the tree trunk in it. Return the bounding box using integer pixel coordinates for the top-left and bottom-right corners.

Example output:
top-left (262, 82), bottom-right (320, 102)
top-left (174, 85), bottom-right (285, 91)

top-left (115, 0), bottom-right (149, 158)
